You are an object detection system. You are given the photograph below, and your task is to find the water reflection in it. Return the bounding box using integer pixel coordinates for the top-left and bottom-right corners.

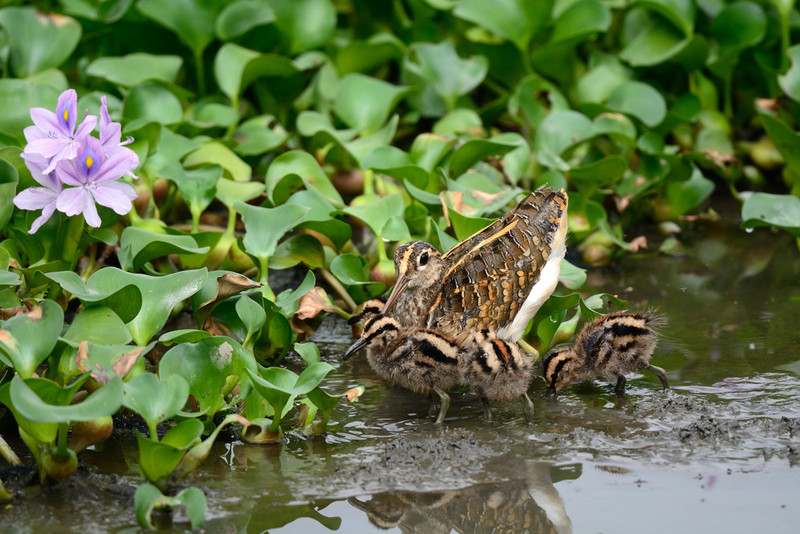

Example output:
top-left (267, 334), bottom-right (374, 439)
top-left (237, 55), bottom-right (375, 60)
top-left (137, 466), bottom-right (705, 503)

top-left (348, 461), bottom-right (575, 534)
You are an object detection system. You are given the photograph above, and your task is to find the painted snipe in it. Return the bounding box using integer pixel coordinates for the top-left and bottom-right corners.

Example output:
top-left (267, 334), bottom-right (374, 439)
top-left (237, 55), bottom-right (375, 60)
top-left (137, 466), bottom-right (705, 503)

top-left (345, 300), bottom-right (534, 423)
top-left (381, 186), bottom-right (569, 344)
top-left (543, 311), bottom-right (669, 397)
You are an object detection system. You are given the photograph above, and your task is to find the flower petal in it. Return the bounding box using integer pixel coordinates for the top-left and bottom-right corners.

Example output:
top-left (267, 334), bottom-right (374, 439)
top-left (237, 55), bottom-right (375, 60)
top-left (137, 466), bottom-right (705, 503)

top-left (74, 114), bottom-right (98, 140)
top-left (55, 158), bottom-right (85, 186)
top-left (92, 147), bottom-right (140, 183)
top-left (81, 194), bottom-right (101, 227)
top-left (29, 107), bottom-right (62, 136)
top-left (24, 137), bottom-right (67, 160)
top-left (14, 187), bottom-right (59, 211)
top-left (56, 89), bottom-right (78, 133)
top-left (92, 181), bottom-right (137, 215)
top-left (29, 204), bottom-right (58, 234)
top-left (55, 186), bottom-right (90, 217)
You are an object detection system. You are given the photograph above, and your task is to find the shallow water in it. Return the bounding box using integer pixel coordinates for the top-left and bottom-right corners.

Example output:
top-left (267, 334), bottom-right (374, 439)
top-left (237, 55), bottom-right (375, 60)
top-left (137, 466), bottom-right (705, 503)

top-left (3, 216), bottom-right (800, 533)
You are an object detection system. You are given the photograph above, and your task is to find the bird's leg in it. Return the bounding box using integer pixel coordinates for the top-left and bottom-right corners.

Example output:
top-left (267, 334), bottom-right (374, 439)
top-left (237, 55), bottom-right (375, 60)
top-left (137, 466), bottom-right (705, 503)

top-left (647, 364), bottom-right (670, 390)
top-left (522, 393), bottom-right (534, 422)
top-left (517, 339), bottom-right (540, 363)
top-left (481, 397), bottom-right (493, 422)
top-left (614, 375), bottom-right (627, 397)
top-left (434, 388), bottom-right (450, 425)
top-left (428, 393), bottom-right (439, 416)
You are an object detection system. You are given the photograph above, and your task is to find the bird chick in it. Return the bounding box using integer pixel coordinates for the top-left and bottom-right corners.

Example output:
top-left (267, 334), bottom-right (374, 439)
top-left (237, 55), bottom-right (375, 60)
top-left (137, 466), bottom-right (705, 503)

top-left (543, 312), bottom-right (669, 397)
top-left (343, 313), bottom-right (460, 425)
top-left (460, 330), bottom-right (534, 421)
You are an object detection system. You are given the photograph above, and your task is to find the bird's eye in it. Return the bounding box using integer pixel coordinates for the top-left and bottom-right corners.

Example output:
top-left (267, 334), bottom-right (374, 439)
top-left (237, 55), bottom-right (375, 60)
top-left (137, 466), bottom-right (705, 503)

top-left (418, 251), bottom-right (429, 266)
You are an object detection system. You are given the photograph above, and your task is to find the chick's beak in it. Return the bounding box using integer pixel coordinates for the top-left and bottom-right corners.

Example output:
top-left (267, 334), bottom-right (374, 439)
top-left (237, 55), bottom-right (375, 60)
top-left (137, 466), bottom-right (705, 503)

top-left (343, 337), bottom-right (369, 361)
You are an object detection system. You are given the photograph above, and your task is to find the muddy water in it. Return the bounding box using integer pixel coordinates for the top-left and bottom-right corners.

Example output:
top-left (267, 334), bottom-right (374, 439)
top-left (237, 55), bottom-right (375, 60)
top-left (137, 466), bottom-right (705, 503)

top-left (3, 218), bottom-right (800, 533)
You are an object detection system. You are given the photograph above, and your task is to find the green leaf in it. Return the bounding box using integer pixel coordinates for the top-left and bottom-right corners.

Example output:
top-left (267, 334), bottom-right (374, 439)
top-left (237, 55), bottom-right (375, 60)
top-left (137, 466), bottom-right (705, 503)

top-left (160, 336), bottom-right (257, 417)
top-left (236, 296), bottom-right (267, 346)
top-left (9, 375), bottom-right (122, 423)
top-left (213, 43), bottom-right (299, 103)
top-left (342, 194), bottom-right (404, 238)
top-left (160, 163), bottom-right (222, 229)
top-left (606, 81), bottom-right (666, 127)
top-left (620, 14), bottom-right (691, 67)
top-left (74, 341), bottom-right (154, 384)
top-left (122, 82), bottom-right (183, 131)
top-left (403, 41), bottom-right (488, 111)
top-left (87, 53), bottom-right (182, 87)
top-left (236, 202), bottom-right (310, 265)
top-left (534, 110), bottom-right (594, 170)
top-left (779, 44), bottom-right (800, 103)
top-left (330, 254), bottom-right (373, 286)
top-left (294, 342), bottom-right (320, 365)
top-left (448, 138), bottom-right (519, 178)
top-left (267, 0), bottom-right (336, 54)
top-left (759, 111), bottom-right (800, 176)
top-left (630, 0), bottom-right (695, 36)
top-left (0, 80), bottom-right (59, 143)
top-left (665, 166), bottom-right (714, 217)
top-left (741, 193), bottom-right (800, 236)
top-left (336, 33), bottom-right (405, 75)
top-left (334, 74), bottom-right (409, 134)
top-left (265, 150), bottom-right (343, 205)
top-left (0, 159), bottom-right (19, 231)
top-left (119, 227), bottom-right (210, 272)
top-left (449, 210), bottom-right (494, 242)
top-left (136, 0), bottom-right (225, 59)
top-left (64, 306), bottom-right (132, 345)
top-left (234, 115), bottom-right (288, 156)
top-left (0, 300), bottom-right (63, 378)
top-left (184, 141), bottom-right (251, 182)
top-left (569, 155), bottom-right (628, 187)
top-left (559, 260), bottom-right (587, 290)
top-left (123, 373), bottom-right (189, 431)
top-left (454, 0), bottom-right (553, 52)
top-left (216, 0), bottom-right (275, 40)
top-left (215, 179), bottom-right (266, 208)
top-left (549, 0), bottom-right (611, 46)
top-left (136, 419), bottom-right (203, 484)
top-left (0, 7), bottom-right (81, 77)
top-left (711, 1), bottom-right (765, 51)
top-left (136, 483), bottom-right (206, 530)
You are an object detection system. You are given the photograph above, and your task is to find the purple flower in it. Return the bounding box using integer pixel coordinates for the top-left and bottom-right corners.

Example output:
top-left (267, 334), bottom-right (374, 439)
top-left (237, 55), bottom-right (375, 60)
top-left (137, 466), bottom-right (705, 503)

top-left (99, 96), bottom-right (135, 159)
top-left (13, 154), bottom-right (63, 233)
top-left (54, 137), bottom-right (138, 228)
top-left (23, 89), bottom-right (97, 174)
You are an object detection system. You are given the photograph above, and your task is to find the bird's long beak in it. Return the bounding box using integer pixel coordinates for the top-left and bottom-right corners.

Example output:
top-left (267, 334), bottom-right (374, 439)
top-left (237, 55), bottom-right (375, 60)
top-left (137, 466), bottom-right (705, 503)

top-left (343, 337), bottom-right (369, 361)
top-left (381, 274), bottom-right (409, 314)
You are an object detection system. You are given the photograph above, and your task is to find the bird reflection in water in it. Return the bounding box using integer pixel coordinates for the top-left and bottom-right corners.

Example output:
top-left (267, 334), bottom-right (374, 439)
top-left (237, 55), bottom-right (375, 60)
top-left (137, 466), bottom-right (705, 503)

top-left (348, 461), bottom-right (574, 533)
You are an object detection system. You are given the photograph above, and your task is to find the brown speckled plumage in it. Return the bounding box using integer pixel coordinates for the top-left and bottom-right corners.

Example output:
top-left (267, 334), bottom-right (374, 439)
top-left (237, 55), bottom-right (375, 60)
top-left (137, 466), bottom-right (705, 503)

top-left (543, 311), bottom-right (669, 396)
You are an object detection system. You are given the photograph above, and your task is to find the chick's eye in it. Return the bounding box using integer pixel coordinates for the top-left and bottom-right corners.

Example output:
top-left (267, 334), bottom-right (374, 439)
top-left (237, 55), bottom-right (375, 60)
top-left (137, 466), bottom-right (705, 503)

top-left (418, 251), bottom-right (429, 266)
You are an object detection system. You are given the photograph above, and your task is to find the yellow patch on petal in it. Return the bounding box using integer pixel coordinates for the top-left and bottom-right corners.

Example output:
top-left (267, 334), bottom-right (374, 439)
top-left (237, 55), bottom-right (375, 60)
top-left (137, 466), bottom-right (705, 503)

top-left (86, 155), bottom-right (93, 168)
top-left (63, 108), bottom-right (69, 122)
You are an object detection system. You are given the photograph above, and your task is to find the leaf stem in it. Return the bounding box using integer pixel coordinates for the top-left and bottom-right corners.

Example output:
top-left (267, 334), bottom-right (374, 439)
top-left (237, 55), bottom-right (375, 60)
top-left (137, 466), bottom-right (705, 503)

top-left (318, 268), bottom-right (357, 312)
top-left (56, 422), bottom-right (69, 457)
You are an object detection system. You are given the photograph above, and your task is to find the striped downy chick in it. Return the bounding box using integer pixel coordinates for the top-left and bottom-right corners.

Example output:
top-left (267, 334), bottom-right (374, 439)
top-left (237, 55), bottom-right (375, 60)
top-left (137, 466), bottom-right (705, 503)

top-left (347, 298), bottom-right (386, 332)
top-left (343, 313), bottom-right (461, 425)
top-left (461, 330), bottom-right (534, 421)
top-left (543, 312), bottom-right (669, 397)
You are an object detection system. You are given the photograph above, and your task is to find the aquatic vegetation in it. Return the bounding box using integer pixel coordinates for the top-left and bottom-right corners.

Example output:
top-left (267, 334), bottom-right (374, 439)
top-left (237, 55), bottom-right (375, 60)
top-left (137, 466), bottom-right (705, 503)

top-left (0, 0), bottom-right (799, 530)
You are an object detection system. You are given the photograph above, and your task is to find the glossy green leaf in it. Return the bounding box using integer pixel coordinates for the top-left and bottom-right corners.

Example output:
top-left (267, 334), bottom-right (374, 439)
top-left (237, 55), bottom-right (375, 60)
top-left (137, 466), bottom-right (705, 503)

top-left (191, 271), bottom-right (260, 327)
top-left (0, 300), bottom-right (63, 378)
top-left (711, 1), bottom-right (765, 51)
top-left (741, 193), bottom-right (800, 236)
top-left (59, 0), bottom-right (133, 23)
top-left (87, 53), bottom-right (182, 87)
top-left (214, 43), bottom-right (299, 102)
top-left (569, 155), bottom-right (628, 187)
top-left (216, 0), bottom-right (275, 40)
top-left (559, 260), bottom-right (587, 290)
top-left (136, 0), bottom-right (225, 58)
top-left (135, 481), bottom-right (206, 530)
top-left (236, 201), bottom-right (310, 263)
top-left (0, 159), bottom-right (19, 230)
top-left (184, 141), bottom-right (251, 182)
top-left (9, 375), bottom-right (122, 423)
top-left (64, 306), bottom-right (132, 345)
top-left (549, 0), bottom-right (611, 46)
top-left (665, 166), bottom-right (714, 217)
top-left (215, 178), bottom-right (266, 208)
top-left (265, 150), bottom-right (343, 205)
top-left (606, 81), bottom-right (666, 127)
top-left (0, 80), bottom-right (59, 142)
top-left (160, 162), bottom-right (222, 230)
top-left (630, 0), bottom-right (695, 36)
top-left (449, 210), bottom-right (494, 242)
top-left (342, 194), bottom-right (404, 238)
top-left (334, 74), bottom-right (409, 134)
top-left (336, 33), bottom-right (405, 75)
top-left (136, 419), bottom-right (203, 484)
top-left (233, 115), bottom-right (288, 156)
top-left (122, 82), bottom-right (183, 131)
top-left (268, 0), bottom-right (336, 54)
top-left (620, 15), bottom-right (690, 66)
top-left (534, 110), bottom-right (594, 171)
top-left (454, 0), bottom-right (553, 52)
top-left (448, 138), bottom-right (519, 178)
top-left (123, 373), bottom-right (189, 432)
top-left (0, 7), bottom-right (81, 77)
top-left (778, 44), bottom-right (800, 103)
top-left (294, 342), bottom-right (321, 365)
top-left (160, 336), bottom-right (257, 417)
top-left (404, 41), bottom-right (488, 111)
top-left (119, 227), bottom-right (209, 272)
top-left (236, 295), bottom-right (267, 346)
top-left (330, 254), bottom-right (381, 289)
top-left (759, 111), bottom-right (800, 176)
